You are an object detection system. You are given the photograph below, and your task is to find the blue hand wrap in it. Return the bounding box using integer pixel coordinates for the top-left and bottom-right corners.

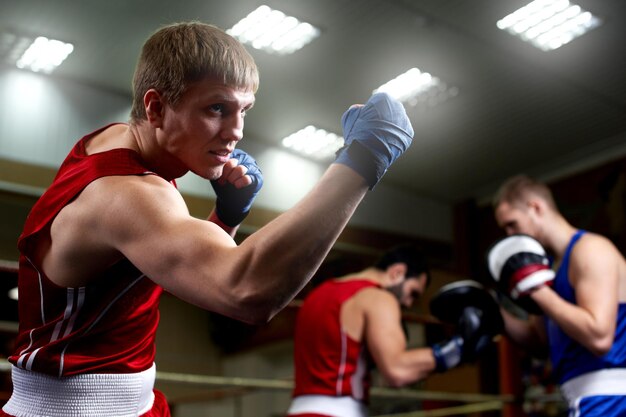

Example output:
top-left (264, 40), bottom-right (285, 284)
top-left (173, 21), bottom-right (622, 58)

top-left (334, 92), bottom-right (413, 189)
top-left (432, 335), bottom-right (464, 372)
top-left (211, 149), bottom-right (263, 227)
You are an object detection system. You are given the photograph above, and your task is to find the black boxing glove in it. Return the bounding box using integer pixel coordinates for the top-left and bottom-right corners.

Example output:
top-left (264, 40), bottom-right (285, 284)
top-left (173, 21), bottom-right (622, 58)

top-left (430, 280), bottom-right (503, 372)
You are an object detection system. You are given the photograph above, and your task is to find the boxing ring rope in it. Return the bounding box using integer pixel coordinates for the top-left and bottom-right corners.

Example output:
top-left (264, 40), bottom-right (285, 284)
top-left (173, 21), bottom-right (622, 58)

top-left (373, 400), bottom-right (504, 417)
top-left (1, 360), bottom-right (509, 404)
top-left (0, 360), bottom-right (566, 416)
top-left (152, 368), bottom-right (511, 403)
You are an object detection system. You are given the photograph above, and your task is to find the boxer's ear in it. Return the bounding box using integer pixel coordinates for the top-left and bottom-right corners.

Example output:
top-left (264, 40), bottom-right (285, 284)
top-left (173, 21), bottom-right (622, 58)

top-left (387, 262), bottom-right (408, 284)
top-left (144, 89), bottom-right (165, 127)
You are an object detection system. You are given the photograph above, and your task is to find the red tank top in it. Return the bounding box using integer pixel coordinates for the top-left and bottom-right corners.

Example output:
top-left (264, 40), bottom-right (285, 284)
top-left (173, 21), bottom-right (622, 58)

top-left (292, 279), bottom-right (379, 403)
top-left (11, 124), bottom-right (170, 377)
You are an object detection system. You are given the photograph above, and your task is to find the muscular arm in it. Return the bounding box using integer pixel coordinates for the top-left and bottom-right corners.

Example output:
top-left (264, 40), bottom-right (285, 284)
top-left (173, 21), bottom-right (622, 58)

top-left (362, 289), bottom-right (436, 387)
top-left (207, 209), bottom-right (238, 238)
top-left (531, 235), bottom-right (620, 356)
top-left (58, 164), bottom-right (367, 324)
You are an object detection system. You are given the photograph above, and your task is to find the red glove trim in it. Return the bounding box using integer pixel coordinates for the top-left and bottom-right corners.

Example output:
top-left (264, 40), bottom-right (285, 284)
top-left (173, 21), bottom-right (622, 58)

top-left (510, 264), bottom-right (551, 291)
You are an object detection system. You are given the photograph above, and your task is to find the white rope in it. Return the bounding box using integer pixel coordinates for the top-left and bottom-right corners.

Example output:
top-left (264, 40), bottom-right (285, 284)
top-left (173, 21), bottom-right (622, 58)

top-left (0, 360), bottom-right (508, 403)
top-left (372, 400), bottom-right (504, 417)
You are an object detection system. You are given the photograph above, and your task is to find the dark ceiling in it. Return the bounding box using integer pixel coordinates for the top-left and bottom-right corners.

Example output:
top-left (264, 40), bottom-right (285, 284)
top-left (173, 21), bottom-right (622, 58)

top-left (1, 0), bottom-right (625, 203)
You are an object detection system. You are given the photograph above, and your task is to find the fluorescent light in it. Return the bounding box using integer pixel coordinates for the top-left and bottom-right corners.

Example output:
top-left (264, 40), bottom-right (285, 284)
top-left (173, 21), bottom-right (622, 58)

top-left (227, 5), bottom-right (320, 55)
top-left (1, 32), bottom-right (73, 73)
top-left (497, 0), bottom-right (602, 51)
top-left (8, 287), bottom-right (18, 301)
top-left (281, 125), bottom-right (344, 160)
top-left (373, 68), bottom-right (458, 109)
top-left (17, 36), bottom-right (74, 73)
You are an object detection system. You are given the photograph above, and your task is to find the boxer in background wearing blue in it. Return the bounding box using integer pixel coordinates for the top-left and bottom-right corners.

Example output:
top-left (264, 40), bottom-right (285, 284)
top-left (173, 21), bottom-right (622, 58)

top-left (490, 174), bottom-right (626, 417)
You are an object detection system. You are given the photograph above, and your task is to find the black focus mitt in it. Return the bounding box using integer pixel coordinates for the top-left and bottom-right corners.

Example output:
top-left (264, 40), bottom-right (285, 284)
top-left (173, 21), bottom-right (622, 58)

top-left (429, 280), bottom-right (503, 371)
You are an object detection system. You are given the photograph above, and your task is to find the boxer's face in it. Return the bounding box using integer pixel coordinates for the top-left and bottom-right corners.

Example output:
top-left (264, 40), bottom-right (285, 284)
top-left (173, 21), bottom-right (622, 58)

top-left (495, 201), bottom-right (537, 237)
top-left (153, 77), bottom-right (255, 180)
top-left (398, 274), bottom-right (427, 308)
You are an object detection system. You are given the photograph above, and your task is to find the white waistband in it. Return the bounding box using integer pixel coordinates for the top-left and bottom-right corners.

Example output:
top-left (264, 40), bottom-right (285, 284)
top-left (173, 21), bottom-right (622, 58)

top-left (3, 364), bottom-right (156, 417)
top-left (288, 395), bottom-right (368, 417)
top-left (560, 369), bottom-right (626, 404)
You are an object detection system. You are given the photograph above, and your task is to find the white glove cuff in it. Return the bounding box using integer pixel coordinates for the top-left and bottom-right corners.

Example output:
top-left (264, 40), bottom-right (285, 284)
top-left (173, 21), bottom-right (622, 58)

top-left (512, 269), bottom-right (555, 298)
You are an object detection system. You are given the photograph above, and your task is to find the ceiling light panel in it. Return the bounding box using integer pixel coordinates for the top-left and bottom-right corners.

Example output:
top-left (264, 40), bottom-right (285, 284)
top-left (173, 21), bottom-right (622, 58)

top-left (373, 68), bottom-right (458, 109)
top-left (281, 126), bottom-right (344, 161)
top-left (1, 32), bottom-right (73, 73)
top-left (497, 0), bottom-right (602, 51)
top-left (227, 5), bottom-right (320, 55)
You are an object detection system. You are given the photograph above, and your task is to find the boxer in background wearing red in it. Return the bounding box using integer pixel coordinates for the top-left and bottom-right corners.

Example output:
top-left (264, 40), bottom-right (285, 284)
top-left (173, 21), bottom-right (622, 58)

top-left (287, 246), bottom-right (502, 417)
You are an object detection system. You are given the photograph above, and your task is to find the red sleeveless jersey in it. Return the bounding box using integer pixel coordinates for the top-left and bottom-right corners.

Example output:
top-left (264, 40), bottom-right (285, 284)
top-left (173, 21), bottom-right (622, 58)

top-left (292, 279), bottom-right (378, 403)
top-left (11, 124), bottom-right (170, 377)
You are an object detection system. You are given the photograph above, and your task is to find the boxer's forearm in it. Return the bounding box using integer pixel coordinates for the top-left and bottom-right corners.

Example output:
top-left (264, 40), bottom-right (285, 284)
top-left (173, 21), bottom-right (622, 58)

top-left (233, 164), bottom-right (368, 320)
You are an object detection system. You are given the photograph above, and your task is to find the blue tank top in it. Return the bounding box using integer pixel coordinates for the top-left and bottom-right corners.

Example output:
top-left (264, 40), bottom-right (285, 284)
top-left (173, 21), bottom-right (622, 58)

top-left (546, 230), bottom-right (626, 384)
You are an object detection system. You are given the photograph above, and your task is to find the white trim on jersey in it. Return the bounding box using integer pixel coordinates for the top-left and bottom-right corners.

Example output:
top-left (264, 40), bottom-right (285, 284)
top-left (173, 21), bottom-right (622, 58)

top-left (58, 274), bottom-right (145, 376)
top-left (561, 368), bottom-right (626, 407)
top-left (350, 346), bottom-right (367, 401)
top-left (287, 394), bottom-right (368, 417)
top-left (336, 331), bottom-right (348, 395)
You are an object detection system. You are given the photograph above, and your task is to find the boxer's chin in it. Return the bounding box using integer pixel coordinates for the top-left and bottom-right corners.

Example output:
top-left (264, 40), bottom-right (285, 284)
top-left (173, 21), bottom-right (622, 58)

top-left (198, 165), bottom-right (224, 181)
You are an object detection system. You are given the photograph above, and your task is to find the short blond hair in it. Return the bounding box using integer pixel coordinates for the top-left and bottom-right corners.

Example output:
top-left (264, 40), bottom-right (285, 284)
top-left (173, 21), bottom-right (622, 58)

top-left (492, 174), bottom-right (557, 211)
top-left (130, 22), bottom-right (259, 123)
